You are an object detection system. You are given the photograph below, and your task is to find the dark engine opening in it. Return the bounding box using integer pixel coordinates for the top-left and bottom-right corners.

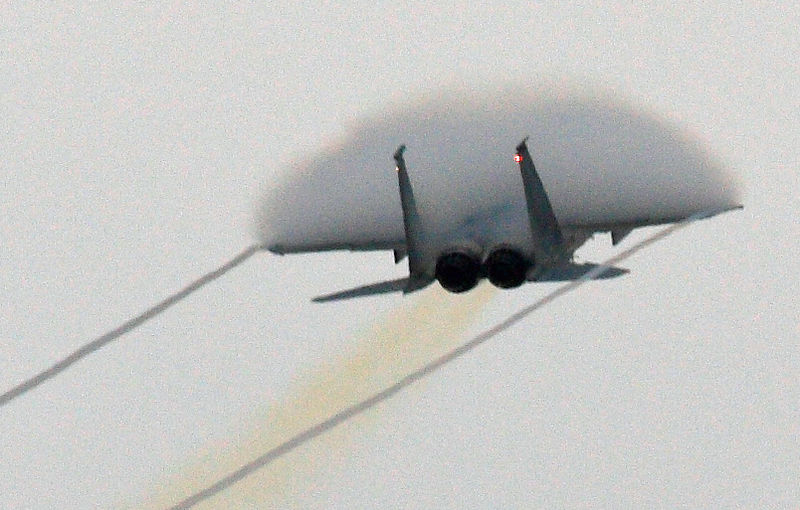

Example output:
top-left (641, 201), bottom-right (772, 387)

top-left (484, 248), bottom-right (531, 289)
top-left (435, 251), bottom-right (482, 293)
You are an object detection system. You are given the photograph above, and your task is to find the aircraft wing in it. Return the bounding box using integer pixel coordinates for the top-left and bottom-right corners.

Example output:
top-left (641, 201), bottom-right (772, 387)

top-left (266, 206), bottom-right (743, 256)
top-left (573, 205), bottom-right (742, 236)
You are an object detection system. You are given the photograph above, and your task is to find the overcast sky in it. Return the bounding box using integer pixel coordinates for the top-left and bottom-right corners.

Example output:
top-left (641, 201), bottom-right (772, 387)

top-left (1, 3), bottom-right (798, 509)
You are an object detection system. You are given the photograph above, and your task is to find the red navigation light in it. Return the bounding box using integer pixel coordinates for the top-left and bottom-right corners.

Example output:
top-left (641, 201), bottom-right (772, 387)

top-left (514, 153), bottom-right (523, 163)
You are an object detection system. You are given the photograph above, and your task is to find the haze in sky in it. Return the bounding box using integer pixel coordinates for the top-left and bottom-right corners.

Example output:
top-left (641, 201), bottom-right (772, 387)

top-left (1, 3), bottom-right (797, 509)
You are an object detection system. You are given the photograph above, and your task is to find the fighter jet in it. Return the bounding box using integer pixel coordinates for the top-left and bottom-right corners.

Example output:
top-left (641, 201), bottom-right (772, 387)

top-left (268, 137), bottom-right (739, 302)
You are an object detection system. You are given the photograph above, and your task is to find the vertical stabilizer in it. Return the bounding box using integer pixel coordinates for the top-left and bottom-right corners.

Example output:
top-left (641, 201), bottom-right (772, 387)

top-left (515, 138), bottom-right (565, 262)
top-left (393, 145), bottom-right (427, 284)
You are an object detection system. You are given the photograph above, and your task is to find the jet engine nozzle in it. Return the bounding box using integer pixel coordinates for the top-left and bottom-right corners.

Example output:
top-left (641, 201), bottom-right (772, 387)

top-left (435, 251), bottom-right (482, 293)
top-left (484, 247), bottom-right (531, 289)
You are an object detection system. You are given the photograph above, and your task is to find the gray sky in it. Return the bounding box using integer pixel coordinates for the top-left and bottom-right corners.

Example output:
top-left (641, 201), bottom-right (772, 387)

top-left (1, 3), bottom-right (797, 508)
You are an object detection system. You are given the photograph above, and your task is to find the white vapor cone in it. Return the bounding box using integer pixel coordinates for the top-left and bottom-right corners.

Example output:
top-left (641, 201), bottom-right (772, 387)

top-left (256, 84), bottom-right (740, 253)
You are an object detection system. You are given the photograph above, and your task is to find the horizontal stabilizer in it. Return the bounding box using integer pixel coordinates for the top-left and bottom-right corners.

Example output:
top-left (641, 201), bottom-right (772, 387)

top-left (312, 276), bottom-right (432, 303)
top-left (533, 262), bottom-right (629, 282)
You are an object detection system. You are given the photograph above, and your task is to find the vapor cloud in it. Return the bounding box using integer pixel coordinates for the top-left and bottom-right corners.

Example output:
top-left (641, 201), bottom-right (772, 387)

top-left (257, 84), bottom-right (740, 254)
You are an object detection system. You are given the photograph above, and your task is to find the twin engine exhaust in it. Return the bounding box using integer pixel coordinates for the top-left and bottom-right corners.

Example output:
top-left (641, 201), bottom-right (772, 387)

top-left (435, 247), bottom-right (532, 293)
top-left (394, 140), bottom-right (562, 295)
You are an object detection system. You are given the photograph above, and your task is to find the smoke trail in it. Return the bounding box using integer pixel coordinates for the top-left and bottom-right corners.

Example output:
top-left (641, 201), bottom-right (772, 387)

top-left (162, 210), bottom-right (717, 509)
top-left (0, 245), bottom-right (260, 409)
top-left (141, 282), bottom-right (497, 509)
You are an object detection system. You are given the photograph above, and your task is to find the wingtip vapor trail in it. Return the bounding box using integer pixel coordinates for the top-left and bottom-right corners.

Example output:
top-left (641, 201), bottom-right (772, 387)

top-left (0, 245), bottom-right (261, 409)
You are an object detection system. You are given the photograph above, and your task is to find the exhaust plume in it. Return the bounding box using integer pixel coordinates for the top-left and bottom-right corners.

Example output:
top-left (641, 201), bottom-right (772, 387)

top-left (141, 283), bottom-right (497, 509)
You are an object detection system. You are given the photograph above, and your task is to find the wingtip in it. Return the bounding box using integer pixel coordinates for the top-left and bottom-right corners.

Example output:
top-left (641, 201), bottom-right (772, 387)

top-left (264, 244), bottom-right (285, 255)
top-left (693, 203), bottom-right (745, 221)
